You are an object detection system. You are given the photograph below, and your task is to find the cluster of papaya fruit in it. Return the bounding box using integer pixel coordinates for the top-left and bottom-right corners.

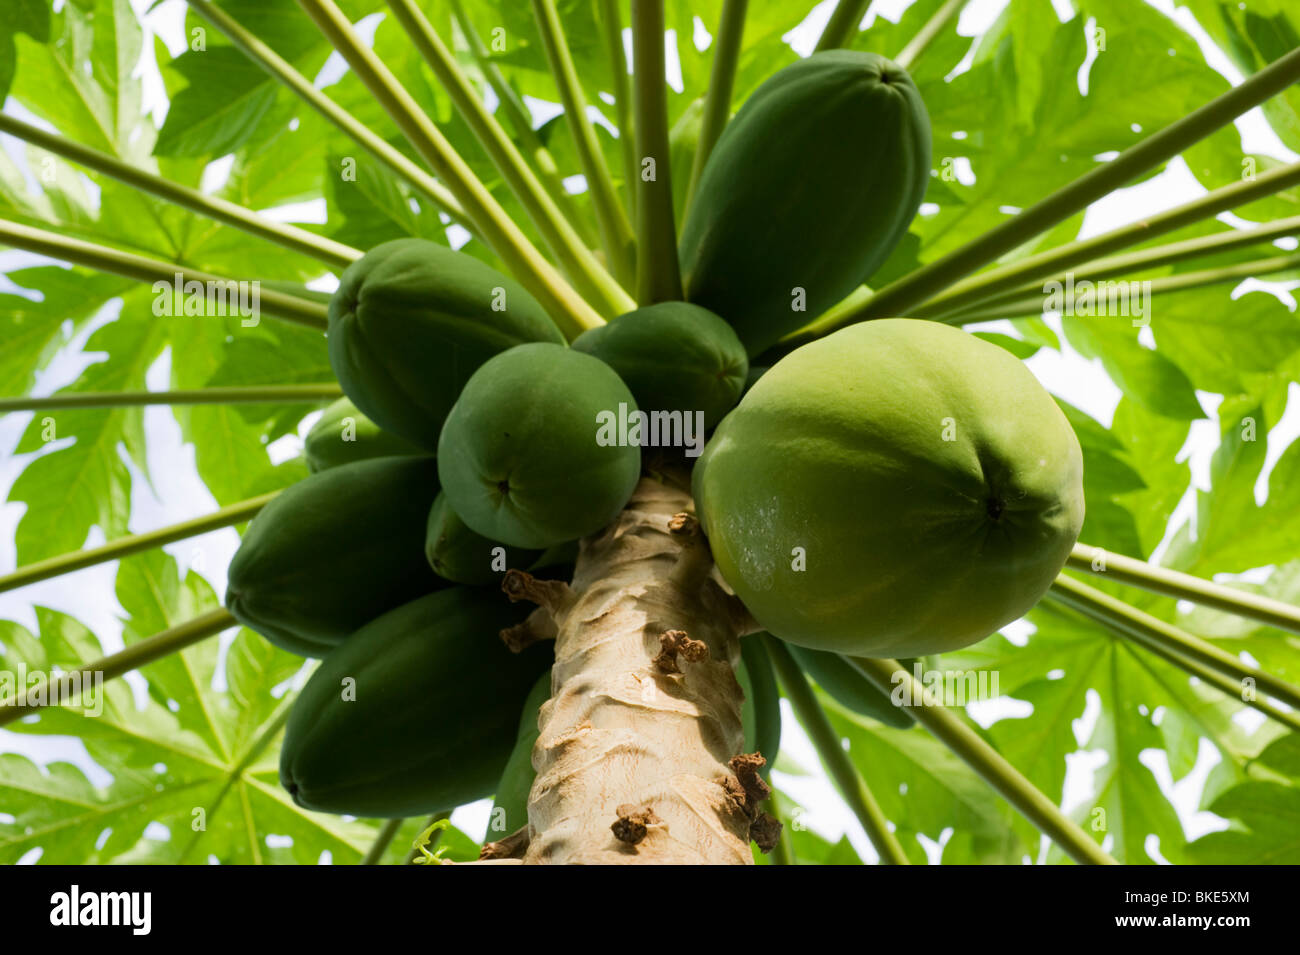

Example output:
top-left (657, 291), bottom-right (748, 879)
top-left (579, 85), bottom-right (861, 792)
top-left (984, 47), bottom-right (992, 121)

top-left (223, 49), bottom-right (1084, 831)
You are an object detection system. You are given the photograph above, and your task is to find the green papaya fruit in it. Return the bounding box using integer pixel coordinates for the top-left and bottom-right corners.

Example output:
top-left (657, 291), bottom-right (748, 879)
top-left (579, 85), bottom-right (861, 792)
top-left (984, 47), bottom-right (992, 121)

top-left (304, 396), bottom-right (424, 472)
top-left (280, 588), bottom-right (551, 818)
top-left (739, 638), bottom-right (782, 777)
top-left (437, 342), bottom-right (643, 548)
top-left (487, 670), bottom-right (551, 839)
top-left (425, 491), bottom-right (542, 585)
top-left (788, 645), bottom-right (914, 728)
top-left (328, 238), bottom-right (566, 450)
top-left (226, 456), bottom-right (442, 658)
top-left (571, 302), bottom-right (748, 431)
top-left (679, 51), bottom-right (931, 356)
top-left (694, 319), bottom-right (1084, 658)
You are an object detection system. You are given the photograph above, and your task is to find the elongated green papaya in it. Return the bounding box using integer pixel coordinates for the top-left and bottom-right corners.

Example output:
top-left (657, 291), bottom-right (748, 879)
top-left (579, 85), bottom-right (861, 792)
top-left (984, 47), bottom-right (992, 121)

top-left (788, 645), bottom-right (914, 728)
top-left (739, 638), bottom-right (782, 777)
top-left (487, 670), bottom-right (551, 840)
top-left (328, 238), bottom-right (566, 449)
top-left (304, 397), bottom-right (423, 472)
top-left (694, 320), bottom-right (1084, 657)
top-left (679, 51), bottom-right (931, 356)
top-left (425, 492), bottom-right (541, 585)
top-left (571, 302), bottom-right (748, 430)
top-left (437, 343), bottom-right (643, 548)
top-left (226, 456), bottom-right (443, 658)
top-left (280, 588), bottom-right (552, 818)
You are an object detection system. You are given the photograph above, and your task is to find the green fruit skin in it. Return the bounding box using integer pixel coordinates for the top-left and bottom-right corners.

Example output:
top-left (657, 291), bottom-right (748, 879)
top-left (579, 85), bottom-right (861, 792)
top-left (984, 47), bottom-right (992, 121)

top-left (694, 319), bottom-right (1085, 658)
top-left (226, 456), bottom-right (443, 658)
top-left (280, 588), bottom-right (551, 818)
top-left (679, 51), bottom-right (931, 357)
top-left (571, 302), bottom-right (748, 430)
top-left (437, 342), bottom-right (643, 549)
top-left (739, 638), bottom-right (782, 777)
top-left (488, 670), bottom-right (552, 838)
top-left (788, 645), bottom-right (915, 728)
top-left (328, 238), bottom-right (566, 450)
top-left (425, 491), bottom-right (541, 585)
top-left (304, 397), bottom-right (424, 473)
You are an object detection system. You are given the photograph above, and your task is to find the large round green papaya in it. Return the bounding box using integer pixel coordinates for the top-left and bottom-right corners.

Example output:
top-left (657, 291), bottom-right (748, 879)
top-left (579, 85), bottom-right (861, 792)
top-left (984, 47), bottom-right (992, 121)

top-left (788, 644), bottom-right (914, 728)
top-left (425, 492), bottom-right (541, 586)
top-left (679, 51), bottom-right (931, 357)
top-left (280, 588), bottom-right (551, 818)
top-left (304, 397), bottom-right (423, 472)
top-left (738, 638), bottom-right (781, 777)
top-left (571, 302), bottom-right (748, 431)
top-left (693, 319), bottom-right (1085, 657)
top-left (437, 343), bottom-right (643, 549)
top-left (328, 238), bottom-right (566, 450)
top-left (487, 670), bottom-right (551, 839)
top-left (226, 456), bottom-right (443, 658)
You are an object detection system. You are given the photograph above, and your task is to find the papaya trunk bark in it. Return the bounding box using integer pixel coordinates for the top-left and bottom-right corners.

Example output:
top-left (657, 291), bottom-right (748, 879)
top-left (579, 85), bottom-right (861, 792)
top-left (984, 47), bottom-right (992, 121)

top-left (520, 474), bottom-right (760, 864)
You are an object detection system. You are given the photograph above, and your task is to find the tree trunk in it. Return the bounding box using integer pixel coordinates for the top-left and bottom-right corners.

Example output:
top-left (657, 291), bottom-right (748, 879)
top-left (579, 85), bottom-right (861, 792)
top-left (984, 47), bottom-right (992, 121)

top-left (514, 472), bottom-right (765, 864)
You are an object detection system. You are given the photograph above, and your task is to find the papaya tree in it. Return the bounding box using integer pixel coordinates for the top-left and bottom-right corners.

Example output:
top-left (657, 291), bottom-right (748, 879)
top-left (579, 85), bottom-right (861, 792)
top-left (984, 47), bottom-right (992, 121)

top-left (1, 0), bottom-right (1299, 867)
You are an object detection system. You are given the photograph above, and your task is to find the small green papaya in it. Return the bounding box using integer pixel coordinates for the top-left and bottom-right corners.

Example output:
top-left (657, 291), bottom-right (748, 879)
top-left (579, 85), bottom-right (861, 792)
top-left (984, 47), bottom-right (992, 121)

top-left (679, 51), bottom-right (931, 356)
top-left (571, 302), bottom-right (748, 430)
top-left (739, 638), bottom-right (782, 777)
top-left (304, 397), bottom-right (423, 472)
top-left (425, 492), bottom-right (541, 586)
top-left (328, 238), bottom-right (566, 450)
top-left (226, 456), bottom-right (442, 658)
top-left (788, 645), bottom-right (914, 728)
top-left (437, 343), bottom-right (643, 549)
top-left (487, 670), bottom-right (551, 840)
top-left (694, 319), bottom-right (1084, 657)
top-left (280, 588), bottom-right (551, 818)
